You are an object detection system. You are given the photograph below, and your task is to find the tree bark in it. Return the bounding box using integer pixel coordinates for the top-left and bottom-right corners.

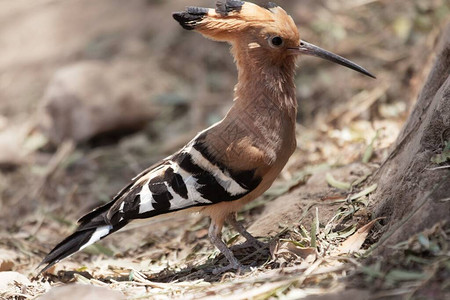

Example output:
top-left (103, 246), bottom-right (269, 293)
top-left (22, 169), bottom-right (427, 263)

top-left (373, 23), bottom-right (450, 250)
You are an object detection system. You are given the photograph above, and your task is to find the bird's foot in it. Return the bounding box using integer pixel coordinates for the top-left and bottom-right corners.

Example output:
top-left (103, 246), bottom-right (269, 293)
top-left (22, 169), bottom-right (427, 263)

top-left (230, 239), bottom-right (268, 251)
top-left (211, 262), bottom-right (251, 275)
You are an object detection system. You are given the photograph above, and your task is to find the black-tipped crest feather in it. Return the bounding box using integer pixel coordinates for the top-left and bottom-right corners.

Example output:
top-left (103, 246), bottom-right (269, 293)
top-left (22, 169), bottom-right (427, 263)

top-left (173, 6), bottom-right (208, 30)
top-left (216, 0), bottom-right (244, 16)
top-left (265, 2), bottom-right (278, 9)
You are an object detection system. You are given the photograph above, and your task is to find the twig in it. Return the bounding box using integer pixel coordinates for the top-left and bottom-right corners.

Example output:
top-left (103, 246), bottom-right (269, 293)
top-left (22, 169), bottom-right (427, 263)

top-left (296, 257), bottom-right (324, 286)
top-left (425, 165), bottom-right (450, 170)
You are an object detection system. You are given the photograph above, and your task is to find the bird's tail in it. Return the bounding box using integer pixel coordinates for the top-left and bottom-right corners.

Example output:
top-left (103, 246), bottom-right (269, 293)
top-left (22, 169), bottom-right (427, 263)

top-left (38, 214), bottom-right (126, 274)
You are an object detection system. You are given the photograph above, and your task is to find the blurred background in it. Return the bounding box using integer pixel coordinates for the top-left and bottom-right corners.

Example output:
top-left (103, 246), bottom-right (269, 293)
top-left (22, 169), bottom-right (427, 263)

top-left (0, 0), bottom-right (448, 282)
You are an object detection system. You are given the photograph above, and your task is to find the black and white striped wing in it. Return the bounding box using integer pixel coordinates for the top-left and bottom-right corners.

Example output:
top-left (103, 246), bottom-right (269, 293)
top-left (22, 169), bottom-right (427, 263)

top-left (108, 140), bottom-right (262, 223)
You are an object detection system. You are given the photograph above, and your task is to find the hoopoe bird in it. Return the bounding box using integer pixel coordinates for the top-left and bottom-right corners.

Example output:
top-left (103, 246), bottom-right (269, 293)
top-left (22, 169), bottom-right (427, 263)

top-left (39, 1), bottom-right (374, 274)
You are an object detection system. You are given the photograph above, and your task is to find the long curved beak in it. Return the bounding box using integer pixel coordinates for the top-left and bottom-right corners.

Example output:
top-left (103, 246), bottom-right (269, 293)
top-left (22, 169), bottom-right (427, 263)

top-left (293, 40), bottom-right (376, 78)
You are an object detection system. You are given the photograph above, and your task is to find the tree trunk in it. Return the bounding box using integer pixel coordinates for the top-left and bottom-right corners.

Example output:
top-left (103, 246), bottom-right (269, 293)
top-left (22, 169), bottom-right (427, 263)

top-left (373, 23), bottom-right (450, 250)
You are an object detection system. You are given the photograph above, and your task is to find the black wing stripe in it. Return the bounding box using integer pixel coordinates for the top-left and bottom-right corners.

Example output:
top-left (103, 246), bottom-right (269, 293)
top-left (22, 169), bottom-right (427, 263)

top-left (172, 151), bottom-right (247, 202)
top-left (148, 178), bottom-right (173, 211)
top-left (164, 167), bottom-right (188, 199)
top-left (192, 132), bottom-right (261, 190)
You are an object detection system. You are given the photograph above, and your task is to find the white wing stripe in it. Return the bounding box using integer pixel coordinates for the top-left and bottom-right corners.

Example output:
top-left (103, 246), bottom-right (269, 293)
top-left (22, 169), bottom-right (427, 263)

top-left (170, 161), bottom-right (212, 205)
top-left (184, 144), bottom-right (248, 196)
top-left (79, 225), bottom-right (113, 251)
top-left (138, 178), bottom-right (155, 214)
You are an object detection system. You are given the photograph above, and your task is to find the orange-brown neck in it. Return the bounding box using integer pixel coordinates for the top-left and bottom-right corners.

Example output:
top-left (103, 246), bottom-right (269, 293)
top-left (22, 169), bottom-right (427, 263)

top-left (231, 44), bottom-right (298, 123)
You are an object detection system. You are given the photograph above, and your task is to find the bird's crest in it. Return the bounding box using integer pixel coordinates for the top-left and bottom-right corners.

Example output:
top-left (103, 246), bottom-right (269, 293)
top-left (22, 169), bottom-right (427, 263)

top-left (173, 1), bottom-right (299, 45)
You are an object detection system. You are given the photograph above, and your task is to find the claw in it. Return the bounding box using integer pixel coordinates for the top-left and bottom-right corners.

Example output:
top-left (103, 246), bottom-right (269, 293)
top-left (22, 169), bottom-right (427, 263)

top-left (230, 239), bottom-right (268, 251)
top-left (212, 262), bottom-right (251, 275)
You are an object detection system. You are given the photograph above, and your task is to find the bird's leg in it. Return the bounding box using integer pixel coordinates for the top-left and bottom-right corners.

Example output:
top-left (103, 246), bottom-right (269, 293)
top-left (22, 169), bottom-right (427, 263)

top-left (226, 214), bottom-right (267, 250)
top-left (208, 219), bottom-right (245, 274)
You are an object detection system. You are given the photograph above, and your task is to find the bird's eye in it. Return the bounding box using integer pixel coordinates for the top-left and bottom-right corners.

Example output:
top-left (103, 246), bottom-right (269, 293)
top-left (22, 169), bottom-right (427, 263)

top-left (269, 36), bottom-right (284, 48)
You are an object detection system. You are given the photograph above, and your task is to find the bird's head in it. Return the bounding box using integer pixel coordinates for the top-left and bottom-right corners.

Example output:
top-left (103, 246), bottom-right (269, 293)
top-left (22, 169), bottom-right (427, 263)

top-left (173, 1), bottom-right (375, 78)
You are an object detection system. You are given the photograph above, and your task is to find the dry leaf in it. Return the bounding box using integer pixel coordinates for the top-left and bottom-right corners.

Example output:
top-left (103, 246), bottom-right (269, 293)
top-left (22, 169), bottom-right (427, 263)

top-left (326, 173), bottom-right (351, 190)
top-left (271, 241), bottom-right (317, 266)
top-left (349, 184), bottom-right (378, 201)
top-left (334, 218), bottom-right (383, 255)
top-left (0, 249), bottom-right (18, 271)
